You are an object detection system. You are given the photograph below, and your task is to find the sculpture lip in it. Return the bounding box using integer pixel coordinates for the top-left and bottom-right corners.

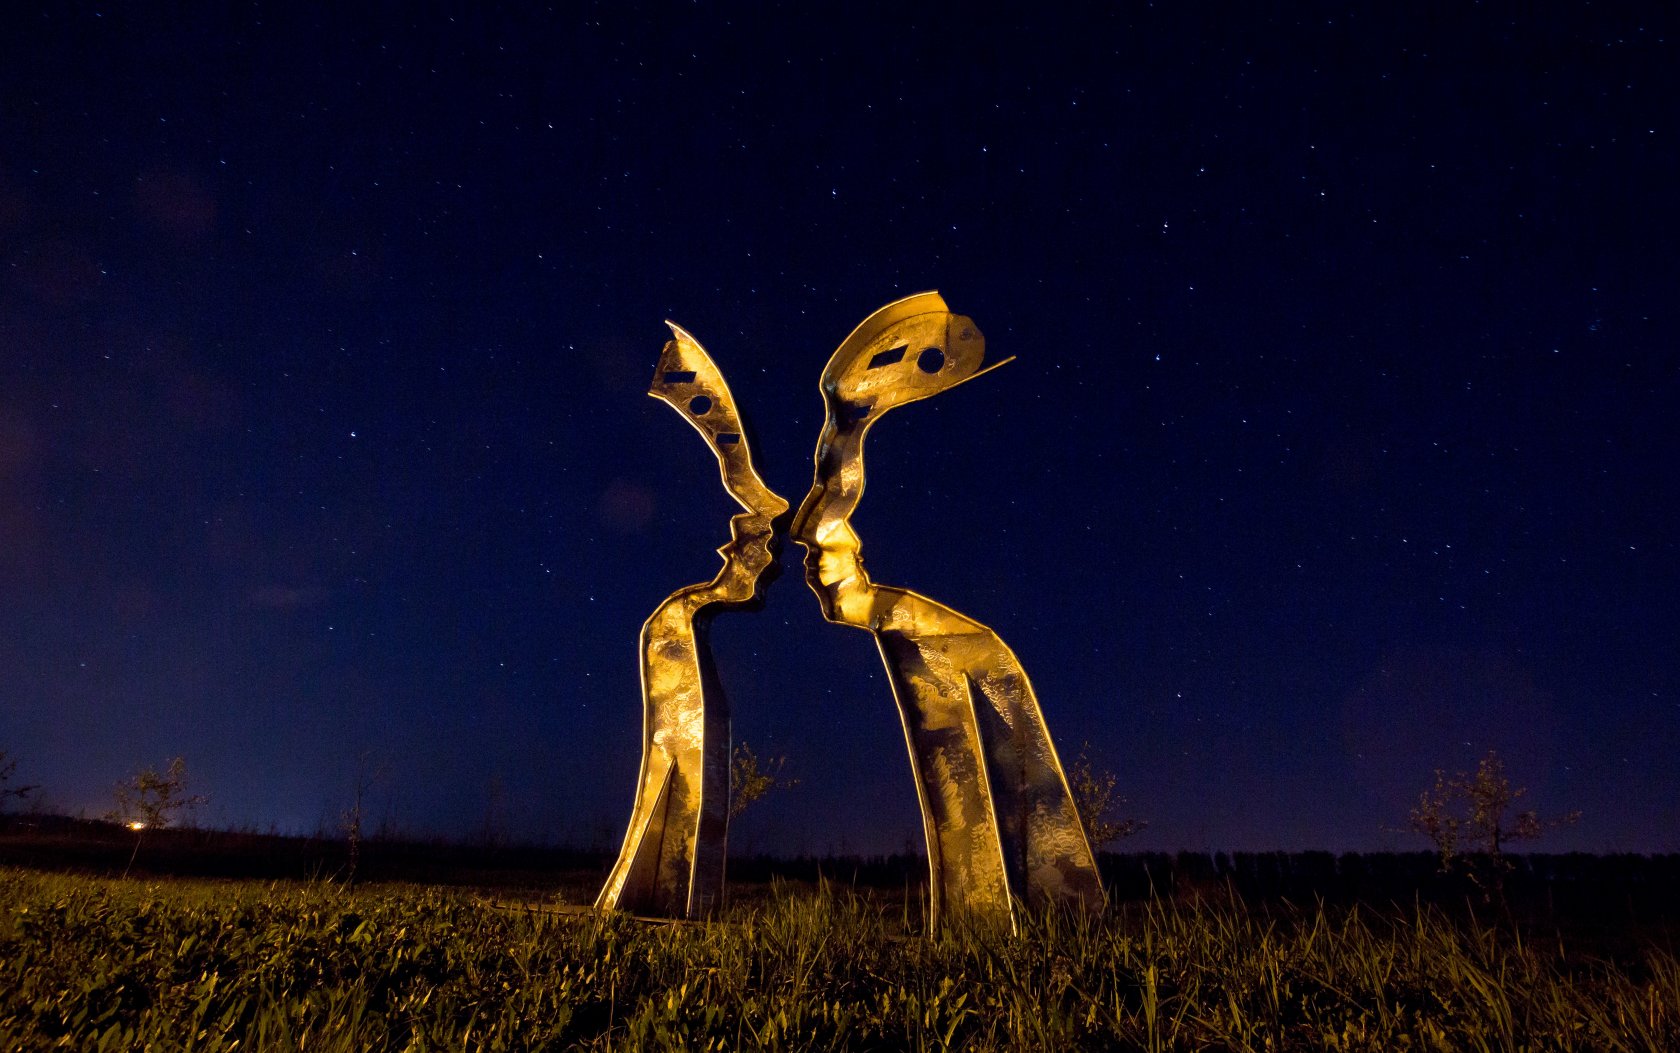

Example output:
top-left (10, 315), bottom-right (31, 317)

top-left (796, 541), bottom-right (822, 585)
top-left (793, 540), bottom-right (836, 604)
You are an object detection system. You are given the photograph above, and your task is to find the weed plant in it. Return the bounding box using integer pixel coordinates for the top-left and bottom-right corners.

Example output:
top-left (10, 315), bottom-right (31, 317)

top-left (1, 867), bottom-right (1673, 1050)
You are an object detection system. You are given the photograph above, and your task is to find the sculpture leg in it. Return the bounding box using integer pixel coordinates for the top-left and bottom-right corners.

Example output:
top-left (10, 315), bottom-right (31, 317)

top-left (595, 604), bottom-right (729, 919)
top-left (877, 630), bottom-right (1013, 922)
top-left (878, 610), bottom-right (1104, 926)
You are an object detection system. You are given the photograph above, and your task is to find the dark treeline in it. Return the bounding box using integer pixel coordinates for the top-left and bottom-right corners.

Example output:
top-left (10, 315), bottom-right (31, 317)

top-left (735, 849), bottom-right (1680, 921)
top-left (1100, 850), bottom-right (1680, 920)
top-left (0, 814), bottom-right (603, 900)
top-left (4, 815), bottom-right (1676, 922)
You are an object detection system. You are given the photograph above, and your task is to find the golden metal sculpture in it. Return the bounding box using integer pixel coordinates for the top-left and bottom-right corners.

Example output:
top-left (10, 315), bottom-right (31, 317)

top-left (595, 323), bottom-right (788, 919)
top-left (790, 291), bottom-right (1105, 927)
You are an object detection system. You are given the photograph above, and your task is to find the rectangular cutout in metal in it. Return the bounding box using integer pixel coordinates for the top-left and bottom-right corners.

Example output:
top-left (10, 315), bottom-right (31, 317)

top-left (868, 345), bottom-right (908, 369)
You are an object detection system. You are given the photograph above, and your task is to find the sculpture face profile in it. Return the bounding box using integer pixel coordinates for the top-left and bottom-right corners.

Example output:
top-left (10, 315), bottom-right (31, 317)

top-left (597, 294), bottom-right (1104, 928)
top-left (594, 323), bottom-right (787, 919)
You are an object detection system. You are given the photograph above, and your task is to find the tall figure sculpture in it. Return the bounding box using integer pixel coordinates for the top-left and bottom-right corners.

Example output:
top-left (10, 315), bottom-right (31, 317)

top-left (596, 323), bottom-right (788, 919)
top-left (791, 292), bottom-right (1104, 927)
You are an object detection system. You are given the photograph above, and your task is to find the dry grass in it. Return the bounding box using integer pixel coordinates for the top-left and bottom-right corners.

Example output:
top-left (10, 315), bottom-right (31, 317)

top-left (2, 867), bottom-right (1674, 1050)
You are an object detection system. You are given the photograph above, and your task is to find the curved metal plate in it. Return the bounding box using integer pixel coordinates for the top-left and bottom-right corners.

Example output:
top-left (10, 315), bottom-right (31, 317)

top-left (595, 323), bottom-right (788, 919)
top-left (791, 292), bottom-right (1105, 928)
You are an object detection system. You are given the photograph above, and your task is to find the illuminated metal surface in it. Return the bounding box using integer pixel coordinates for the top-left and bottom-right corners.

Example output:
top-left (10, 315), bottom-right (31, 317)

top-left (595, 323), bottom-right (788, 919)
top-left (791, 292), bottom-right (1105, 927)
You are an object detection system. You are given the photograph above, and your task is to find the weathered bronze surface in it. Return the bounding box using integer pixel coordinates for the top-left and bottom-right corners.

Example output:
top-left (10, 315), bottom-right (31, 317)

top-left (595, 323), bottom-right (788, 919)
top-left (790, 292), bottom-right (1105, 927)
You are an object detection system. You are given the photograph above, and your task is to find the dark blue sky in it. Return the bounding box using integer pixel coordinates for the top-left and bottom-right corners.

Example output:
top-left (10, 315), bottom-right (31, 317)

top-left (2, 4), bottom-right (1675, 854)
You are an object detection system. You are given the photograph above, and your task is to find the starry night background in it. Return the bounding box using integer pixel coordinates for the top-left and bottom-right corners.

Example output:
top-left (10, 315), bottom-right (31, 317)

top-left (2, 4), bottom-right (1675, 855)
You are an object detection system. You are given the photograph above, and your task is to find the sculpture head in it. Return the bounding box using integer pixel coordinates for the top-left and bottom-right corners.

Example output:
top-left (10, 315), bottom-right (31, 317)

top-left (792, 292), bottom-right (1005, 623)
top-left (817, 291), bottom-right (993, 426)
top-left (651, 322), bottom-right (788, 600)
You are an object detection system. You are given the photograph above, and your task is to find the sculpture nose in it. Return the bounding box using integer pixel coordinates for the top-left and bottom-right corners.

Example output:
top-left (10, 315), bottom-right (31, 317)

top-left (789, 486), bottom-right (819, 547)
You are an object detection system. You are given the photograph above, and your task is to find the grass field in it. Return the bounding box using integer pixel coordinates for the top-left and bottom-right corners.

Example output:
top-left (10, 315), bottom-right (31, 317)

top-left (2, 866), bottom-right (1675, 1051)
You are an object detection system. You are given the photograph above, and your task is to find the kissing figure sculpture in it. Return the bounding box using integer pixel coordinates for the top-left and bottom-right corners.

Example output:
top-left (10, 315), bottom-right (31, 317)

top-left (597, 294), bottom-right (1103, 928)
top-left (790, 292), bottom-right (1104, 926)
top-left (594, 323), bottom-right (788, 919)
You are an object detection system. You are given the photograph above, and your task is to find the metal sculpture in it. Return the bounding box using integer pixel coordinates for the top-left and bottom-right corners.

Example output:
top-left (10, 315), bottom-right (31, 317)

top-left (595, 322), bottom-right (788, 919)
top-left (597, 294), bottom-right (1104, 928)
top-left (789, 292), bottom-right (1105, 926)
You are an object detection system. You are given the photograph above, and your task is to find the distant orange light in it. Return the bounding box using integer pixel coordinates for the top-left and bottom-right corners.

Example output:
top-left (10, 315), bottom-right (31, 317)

top-left (128, 821), bottom-right (146, 831)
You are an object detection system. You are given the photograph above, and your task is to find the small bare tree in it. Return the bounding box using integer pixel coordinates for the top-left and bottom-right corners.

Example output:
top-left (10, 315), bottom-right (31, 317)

top-left (0, 751), bottom-right (39, 813)
top-left (341, 751), bottom-right (387, 889)
top-left (1407, 749), bottom-right (1579, 899)
top-left (728, 741), bottom-right (799, 821)
top-left (1069, 742), bottom-right (1147, 850)
top-left (108, 757), bottom-right (207, 876)
top-left (109, 756), bottom-right (205, 830)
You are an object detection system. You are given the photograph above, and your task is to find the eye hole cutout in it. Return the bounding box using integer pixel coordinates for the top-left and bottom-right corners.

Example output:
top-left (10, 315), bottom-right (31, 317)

top-left (717, 433), bottom-right (740, 445)
top-left (848, 402), bottom-right (872, 420)
top-left (688, 395), bottom-right (713, 415)
top-left (917, 347), bottom-right (946, 374)
top-left (663, 370), bottom-right (697, 384)
top-left (867, 345), bottom-right (908, 369)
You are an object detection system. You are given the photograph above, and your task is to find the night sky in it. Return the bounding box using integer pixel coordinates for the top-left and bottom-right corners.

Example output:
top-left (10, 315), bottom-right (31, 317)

top-left (3, 5), bottom-right (1675, 855)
